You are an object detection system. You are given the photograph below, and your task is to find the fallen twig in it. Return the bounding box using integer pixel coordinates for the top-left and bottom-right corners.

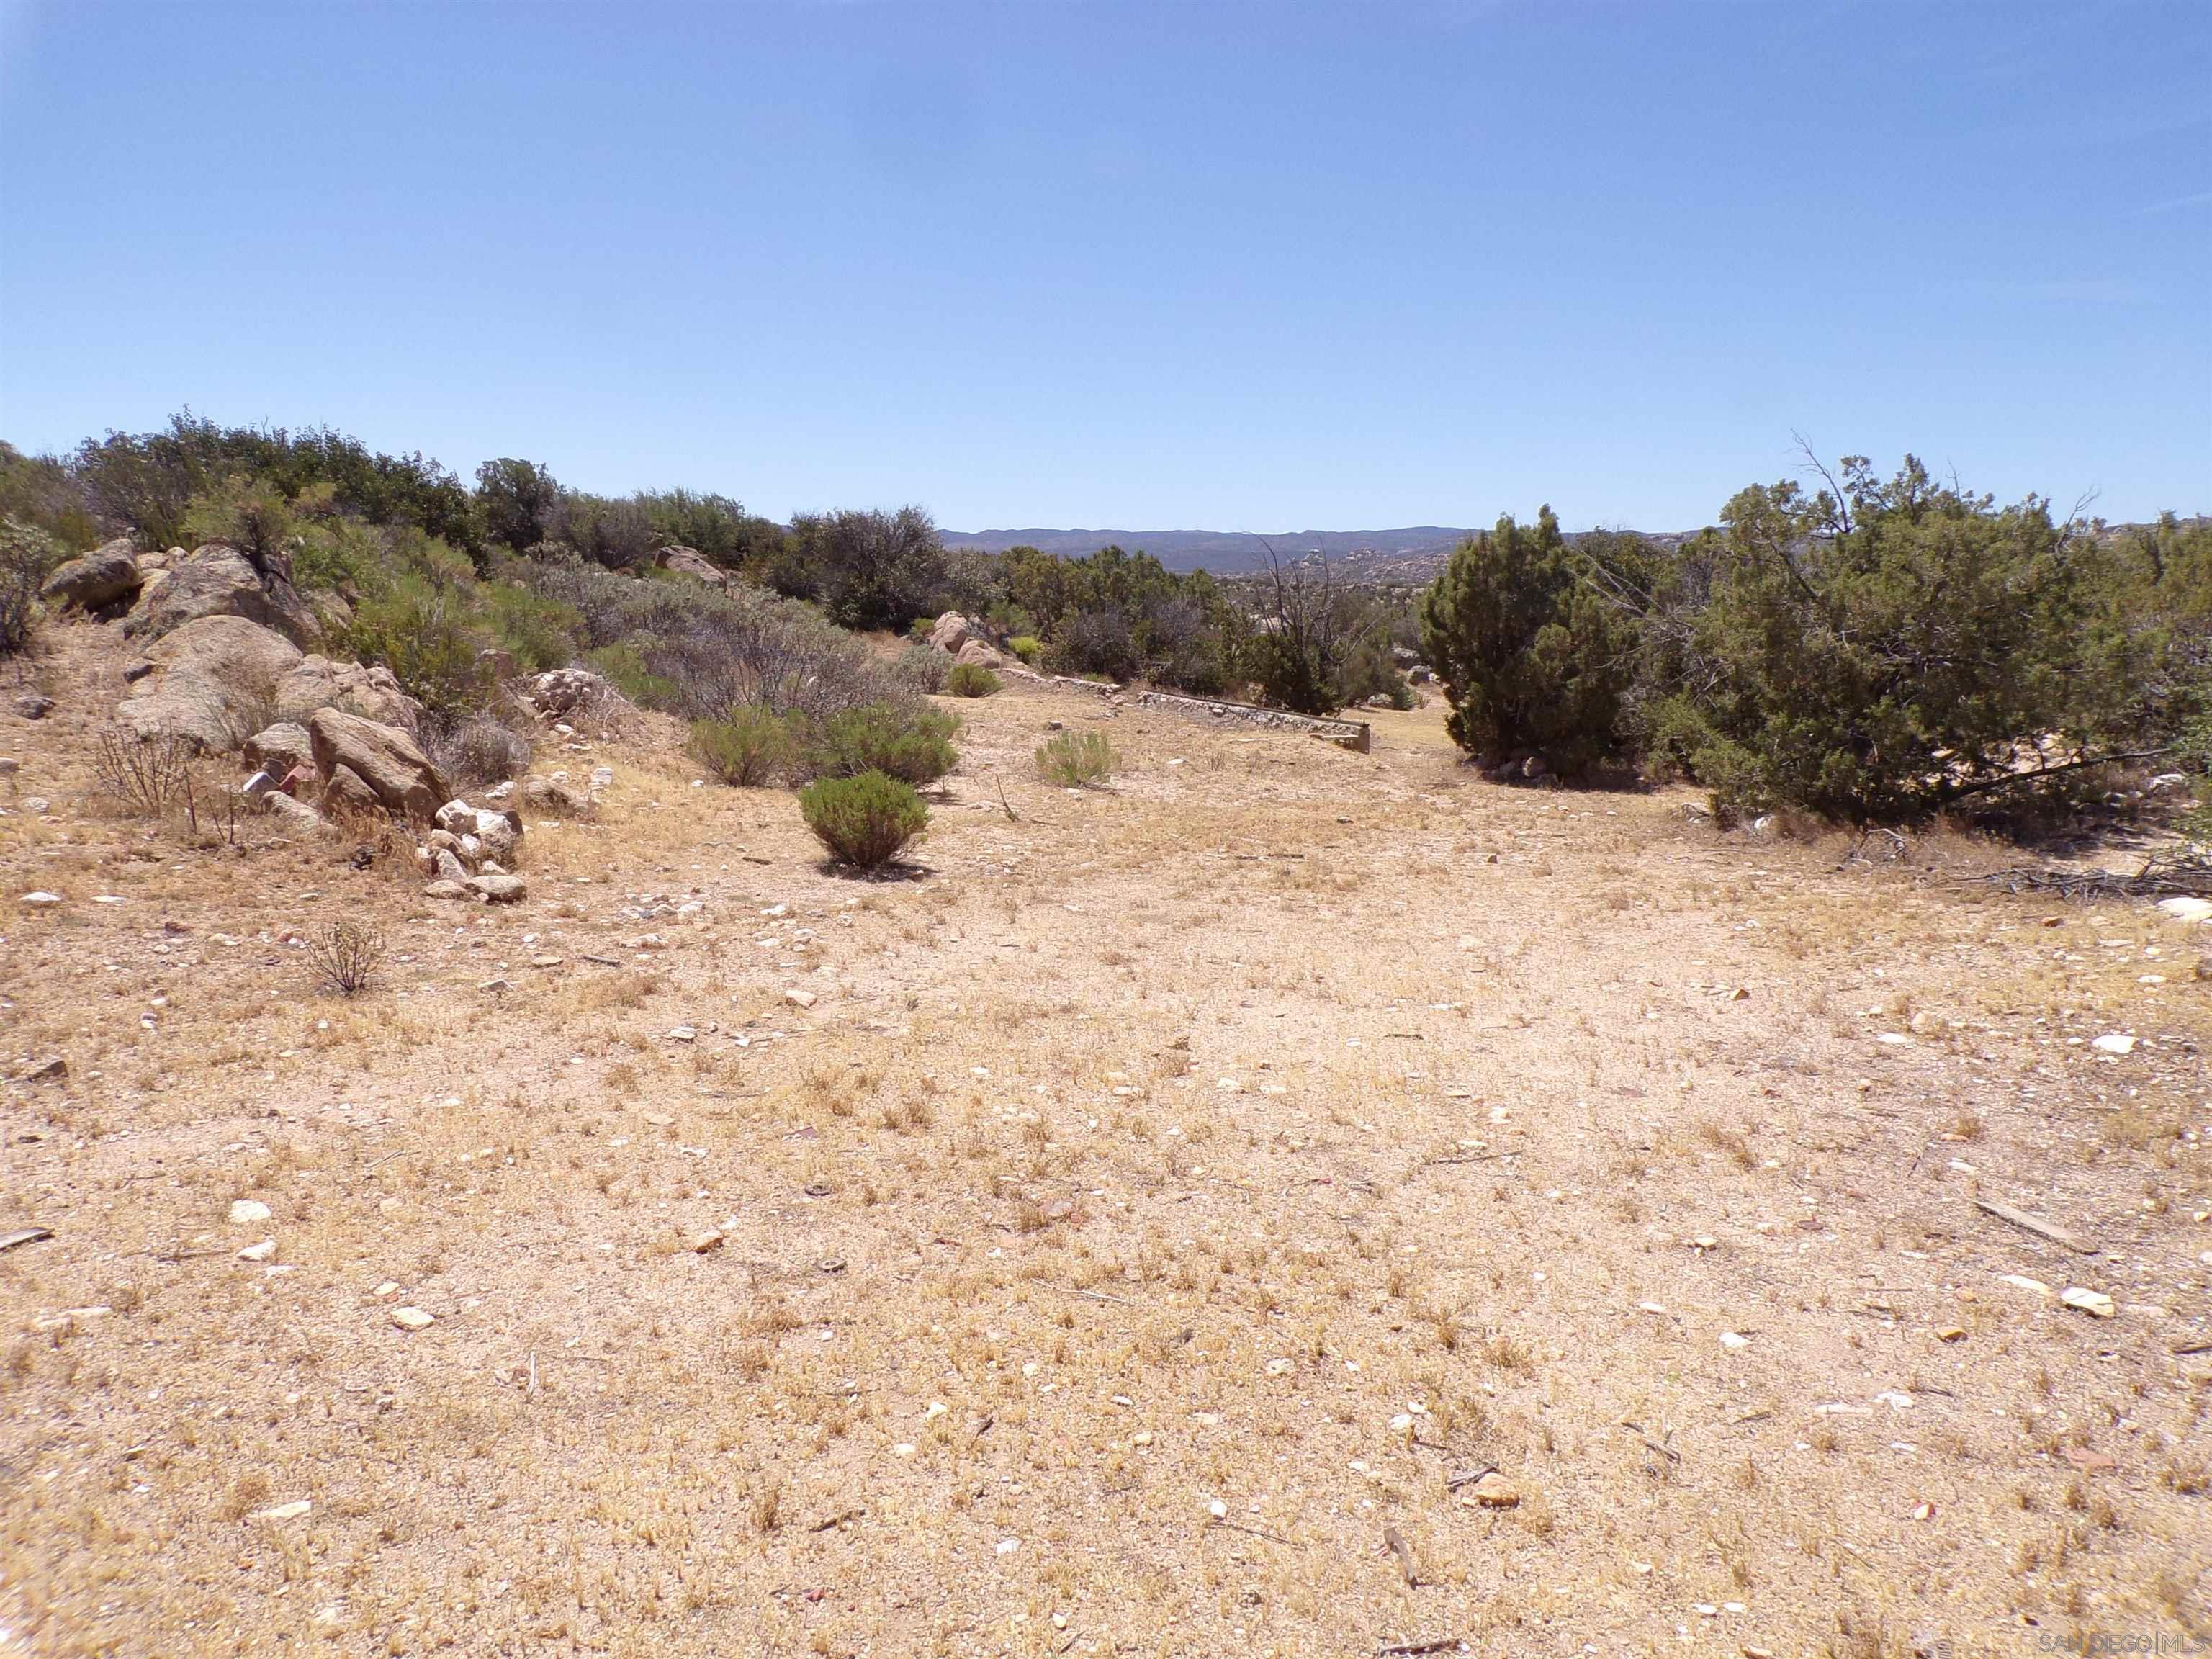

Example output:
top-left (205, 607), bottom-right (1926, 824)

top-left (0, 1226), bottom-right (53, 1253)
top-left (1377, 1637), bottom-right (1467, 1656)
top-left (1207, 1518), bottom-right (1300, 1547)
top-left (1972, 1197), bottom-right (2098, 1255)
top-left (1041, 1282), bottom-right (1139, 1308)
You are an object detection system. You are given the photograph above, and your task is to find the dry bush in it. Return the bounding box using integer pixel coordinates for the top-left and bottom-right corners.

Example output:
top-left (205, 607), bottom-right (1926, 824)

top-left (1036, 728), bottom-right (1118, 787)
top-left (306, 918), bottom-right (387, 996)
top-left (91, 728), bottom-right (194, 815)
top-left (422, 709), bottom-right (534, 788)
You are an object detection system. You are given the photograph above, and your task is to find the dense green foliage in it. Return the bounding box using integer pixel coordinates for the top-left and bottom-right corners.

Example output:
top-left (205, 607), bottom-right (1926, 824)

top-left (999, 544), bottom-right (1236, 692)
top-left (1418, 508), bottom-right (1629, 774)
top-left (1421, 459), bottom-right (2211, 824)
top-left (799, 770), bottom-right (928, 870)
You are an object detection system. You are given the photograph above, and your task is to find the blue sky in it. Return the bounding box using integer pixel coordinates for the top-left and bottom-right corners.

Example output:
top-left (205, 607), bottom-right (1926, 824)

top-left (1, 1), bottom-right (2206, 531)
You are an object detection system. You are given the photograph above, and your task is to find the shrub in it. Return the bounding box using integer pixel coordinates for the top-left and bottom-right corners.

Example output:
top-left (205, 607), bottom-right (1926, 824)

top-left (475, 458), bottom-right (561, 553)
top-left (1, 518), bottom-right (57, 655)
top-left (583, 641), bottom-right (682, 709)
top-left (1637, 457), bottom-right (2129, 824)
top-left (422, 712), bottom-right (534, 789)
top-left (91, 729), bottom-right (195, 814)
top-left (180, 474), bottom-right (297, 564)
top-left (1008, 634), bottom-right (1043, 665)
top-left (799, 770), bottom-right (927, 871)
top-left (525, 556), bottom-right (894, 723)
top-left (1036, 728), bottom-right (1118, 786)
top-left (803, 700), bottom-right (959, 785)
top-left (691, 706), bottom-right (804, 787)
top-left (885, 643), bottom-right (948, 696)
top-left (1418, 507), bottom-right (1629, 775)
top-left (945, 662), bottom-right (1001, 698)
top-left (788, 506), bottom-right (956, 631)
top-left (307, 919), bottom-right (387, 996)
top-left (480, 578), bottom-right (580, 673)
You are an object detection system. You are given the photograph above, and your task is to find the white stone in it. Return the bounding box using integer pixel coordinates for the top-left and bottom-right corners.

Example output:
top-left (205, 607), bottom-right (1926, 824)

top-left (228, 1199), bottom-right (272, 1225)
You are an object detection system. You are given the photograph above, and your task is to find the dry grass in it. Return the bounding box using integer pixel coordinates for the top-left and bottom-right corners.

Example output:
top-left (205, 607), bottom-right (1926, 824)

top-left (0, 622), bottom-right (2208, 1655)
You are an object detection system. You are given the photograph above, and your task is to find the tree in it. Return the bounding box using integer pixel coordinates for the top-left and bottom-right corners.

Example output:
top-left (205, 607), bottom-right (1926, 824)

top-left (1643, 455), bottom-right (2144, 823)
top-left (1417, 507), bottom-right (1629, 773)
top-left (1249, 543), bottom-right (1374, 715)
top-left (788, 506), bottom-right (952, 631)
top-left (476, 459), bottom-right (561, 553)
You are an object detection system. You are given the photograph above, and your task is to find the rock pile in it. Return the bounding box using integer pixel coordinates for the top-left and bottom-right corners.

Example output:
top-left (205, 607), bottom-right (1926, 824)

top-left (418, 798), bottom-right (527, 902)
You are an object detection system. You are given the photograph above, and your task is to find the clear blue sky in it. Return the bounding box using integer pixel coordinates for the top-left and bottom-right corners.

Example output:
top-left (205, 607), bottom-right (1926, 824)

top-left (2, 1), bottom-right (2206, 531)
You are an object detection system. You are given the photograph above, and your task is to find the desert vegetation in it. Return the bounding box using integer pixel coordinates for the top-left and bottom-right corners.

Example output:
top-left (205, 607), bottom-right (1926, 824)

top-left (1422, 458), bottom-right (2212, 832)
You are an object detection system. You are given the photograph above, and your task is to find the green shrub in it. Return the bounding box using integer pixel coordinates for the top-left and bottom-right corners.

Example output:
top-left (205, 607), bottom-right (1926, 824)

top-left (945, 662), bottom-right (1001, 698)
top-left (180, 473), bottom-right (297, 564)
top-left (691, 706), bottom-right (804, 786)
top-left (1008, 634), bottom-right (1042, 665)
top-left (583, 642), bottom-right (682, 709)
top-left (799, 770), bottom-right (927, 870)
top-left (1, 518), bottom-right (58, 655)
top-left (803, 700), bottom-right (959, 784)
top-left (1640, 457), bottom-right (2129, 824)
top-left (1035, 728), bottom-right (1118, 786)
top-left (907, 616), bottom-right (936, 643)
top-left (1418, 507), bottom-right (1629, 775)
top-left (481, 579), bottom-right (581, 673)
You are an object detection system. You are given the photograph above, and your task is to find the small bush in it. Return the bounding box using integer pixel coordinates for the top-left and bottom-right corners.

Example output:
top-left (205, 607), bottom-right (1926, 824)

top-left (691, 705), bottom-right (804, 787)
top-left (1007, 634), bottom-right (1043, 665)
top-left (945, 662), bottom-right (1001, 698)
top-left (885, 643), bottom-right (948, 696)
top-left (1036, 728), bottom-right (1118, 786)
top-left (803, 700), bottom-right (959, 785)
top-left (1, 518), bottom-right (57, 655)
top-left (799, 770), bottom-right (927, 871)
top-left (307, 919), bottom-right (387, 996)
top-left (93, 729), bottom-right (194, 814)
top-left (422, 712), bottom-right (534, 788)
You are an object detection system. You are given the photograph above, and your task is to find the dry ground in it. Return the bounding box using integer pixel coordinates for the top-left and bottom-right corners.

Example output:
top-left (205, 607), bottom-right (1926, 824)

top-left (2, 622), bottom-right (2209, 1659)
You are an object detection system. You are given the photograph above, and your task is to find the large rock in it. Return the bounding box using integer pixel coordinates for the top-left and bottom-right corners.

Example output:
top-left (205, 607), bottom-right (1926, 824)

top-left (259, 791), bottom-right (323, 832)
top-left (321, 763), bottom-right (382, 816)
top-left (656, 545), bottom-right (729, 588)
top-left (956, 638), bottom-right (1011, 671)
top-left (928, 613), bottom-right (974, 655)
top-left (122, 543), bottom-right (318, 649)
top-left (243, 721), bottom-right (314, 776)
top-left (274, 655), bottom-right (422, 731)
top-left (41, 539), bottom-right (144, 611)
top-left (307, 709), bottom-right (444, 822)
top-left (114, 616), bottom-right (305, 752)
top-left (464, 873), bottom-right (526, 904)
top-left (435, 799), bottom-right (522, 866)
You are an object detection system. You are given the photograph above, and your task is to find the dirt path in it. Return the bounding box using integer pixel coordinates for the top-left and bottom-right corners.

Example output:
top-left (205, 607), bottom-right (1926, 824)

top-left (3, 623), bottom-right (2208, 1657)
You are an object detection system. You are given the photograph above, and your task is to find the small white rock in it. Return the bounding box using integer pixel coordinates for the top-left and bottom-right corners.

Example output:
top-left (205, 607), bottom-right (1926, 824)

top-left (228, 1199), bottom-right (272, 1226)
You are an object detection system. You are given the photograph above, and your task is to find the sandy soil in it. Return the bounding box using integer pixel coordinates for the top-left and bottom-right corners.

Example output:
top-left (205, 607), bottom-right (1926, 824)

top-left (2, 621), bottom-right (2208, 1658)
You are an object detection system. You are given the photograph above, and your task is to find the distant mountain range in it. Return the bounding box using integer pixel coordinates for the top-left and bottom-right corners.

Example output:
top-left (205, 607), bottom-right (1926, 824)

top-left (940, 525), bottom-right (1703, 580)
top-left (940, 526), bottom-right (1483, 575)
top-left (948, 514), bottom-right (2191, 581)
